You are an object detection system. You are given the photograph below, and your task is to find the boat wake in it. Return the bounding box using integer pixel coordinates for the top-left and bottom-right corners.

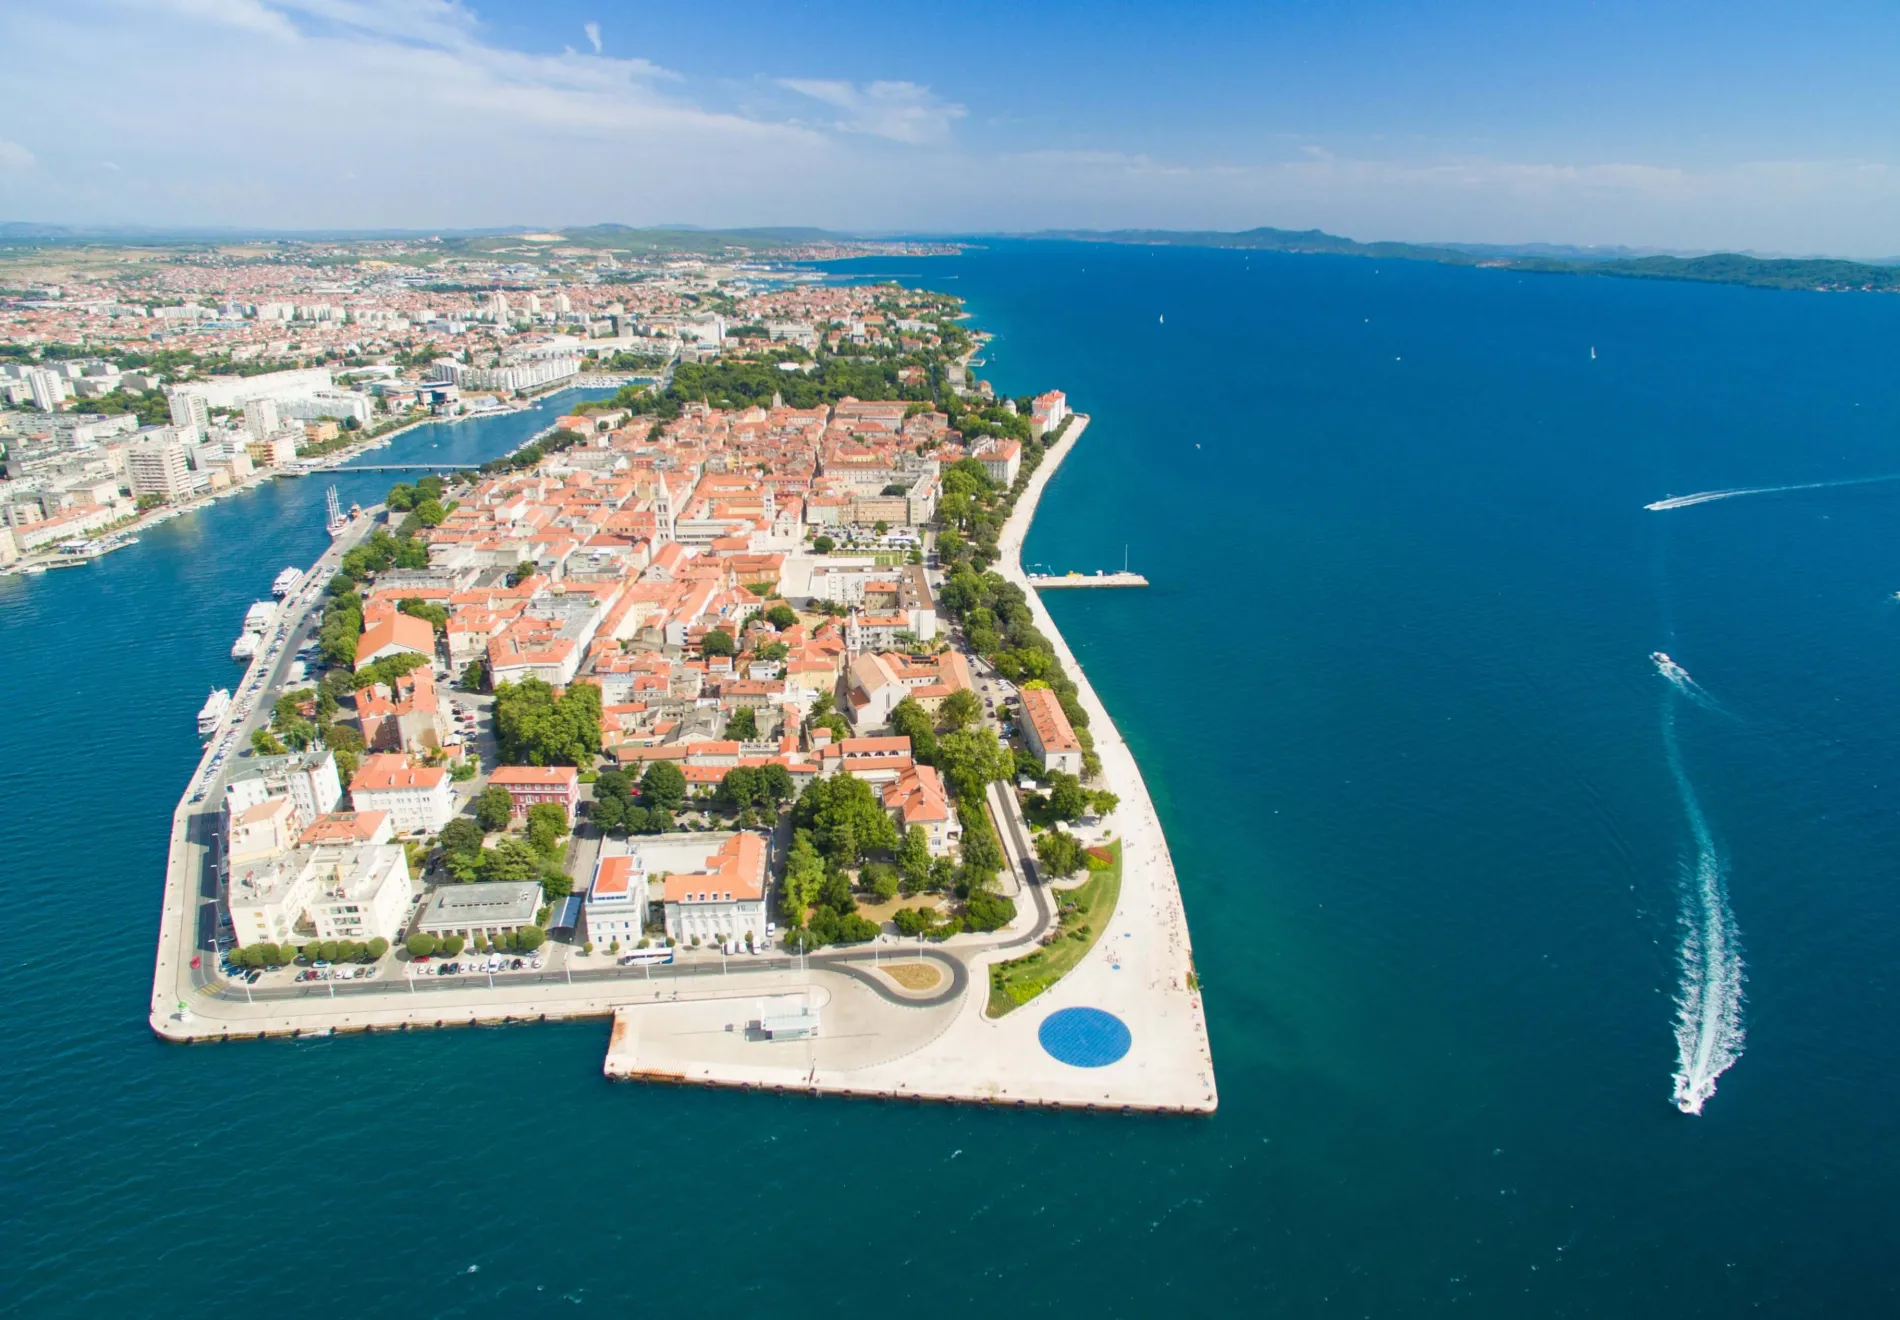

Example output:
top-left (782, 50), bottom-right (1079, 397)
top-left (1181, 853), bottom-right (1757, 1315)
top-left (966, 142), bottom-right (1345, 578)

top-left (1658, 685), bottom-right (1746, 1115)
top-left (1646, 472), bottom-right (1900, 511)
top-left (1650, 651), bottom-right (1727, 716)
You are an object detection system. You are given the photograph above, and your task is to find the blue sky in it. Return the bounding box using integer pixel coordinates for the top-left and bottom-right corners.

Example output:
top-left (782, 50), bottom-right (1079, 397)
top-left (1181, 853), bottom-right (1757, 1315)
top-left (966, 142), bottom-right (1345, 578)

top-left (4, 0), bottom-right (1899, 254)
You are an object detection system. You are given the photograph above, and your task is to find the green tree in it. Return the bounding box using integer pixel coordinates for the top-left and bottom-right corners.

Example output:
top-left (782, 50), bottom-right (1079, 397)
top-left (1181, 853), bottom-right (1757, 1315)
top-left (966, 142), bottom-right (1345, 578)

top-left (888, 696), bottom-right (938, 762)
top-left (1034, 827), bottom-right (1087, 878)
top-left (962, 889), bottom-right (1016, 932)
top-left (475, 785), bottom-right (514, 832)
top-left (250, 729), bottom-right (285, 756)
top-left (406, 932), bottom-right (439, 957)
top-left (898, 825), bottom-right (932, 891)
top-left (938, 688), bottom-right (982, 732)
top-left (414, 498), bottom-right (447, 527)
top-left (723, 706), bottom-right (760, 741)
top-left (701, 628), bottom-right (736, 658)
top-left (717, 765), bottom-right (760, 812)
top-left (765, 603), bottom-right (798, 629)
top-left (793, 773), bottom-right (897, 865)
top-left (478, 837), bottom-right (540, 882)
top-left (756, 762), bottom-right (795, 807)
top-left (936, 728), bottom-right (1012, 802)
top-left (439, 933), bottom-right (466, 957)
top-left (640, 761), bottom-right (687, 811)
top-left (460, 659), bottom-right (487, 691)
top-left (517, 925), bottom-right (547, 951)
top-left (812, 534), bottom-right (835, 554)
top-left (864, 861), bottom-right (900, 902)
top-left (781, 829), bottom-right (826, 919)
top-left (1045, 771), bottom-right (1089, 822)
top-left (492, 677), bottom-right (601, 765)
top-left (525, 802), bottom-right (568, 855)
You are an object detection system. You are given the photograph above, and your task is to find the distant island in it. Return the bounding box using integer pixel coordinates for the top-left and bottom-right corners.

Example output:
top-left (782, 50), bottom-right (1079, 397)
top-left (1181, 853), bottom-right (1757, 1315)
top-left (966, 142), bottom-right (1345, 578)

top-left (1034, 226), bottom-right (1900, 294)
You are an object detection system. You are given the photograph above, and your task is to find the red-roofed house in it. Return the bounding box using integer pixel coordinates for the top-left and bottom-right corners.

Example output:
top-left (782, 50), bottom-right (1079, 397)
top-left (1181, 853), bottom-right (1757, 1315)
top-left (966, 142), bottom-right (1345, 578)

top-left (1019, 687), bottom-right (1083, 776)
top-left (488, 765), bottom-right (581, 821)
top-left (348, 753), bottom-right (454, 834)
top-left (883, 764), bottom-right (958, 855)
top-left (355, 613), bottom-right (436, 671)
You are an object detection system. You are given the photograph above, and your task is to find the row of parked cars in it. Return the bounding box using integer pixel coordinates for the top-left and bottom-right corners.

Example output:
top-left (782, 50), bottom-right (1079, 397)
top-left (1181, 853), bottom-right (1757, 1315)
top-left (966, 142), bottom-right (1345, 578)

top-left (296, 965), bottom-right (378, 982)
top-left (413, 954), bottom-right (544, 975)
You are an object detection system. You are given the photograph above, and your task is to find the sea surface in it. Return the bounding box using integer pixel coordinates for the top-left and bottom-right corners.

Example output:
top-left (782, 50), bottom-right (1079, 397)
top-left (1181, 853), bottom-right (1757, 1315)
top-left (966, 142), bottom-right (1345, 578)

top-left (6, 248), bottom-right (1900, 1315)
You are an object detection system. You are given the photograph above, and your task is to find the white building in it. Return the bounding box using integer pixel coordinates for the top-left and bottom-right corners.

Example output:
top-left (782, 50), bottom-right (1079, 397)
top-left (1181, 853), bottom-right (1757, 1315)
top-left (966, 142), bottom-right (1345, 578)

top-left (126, 438), bottom-right (192, 500)
top-left (417, 881), bottom-right (543, 943)
top-left (167, 389), bottom-right (210, 437)
top-left (584, 853), bottom-right (648, 951)
top-left (348, 754), bottom-right (453, 834)
top-left (227, 843), bottom-right (411, 949)
top-left (243, 397), bottom-right (282, 437)
top-left (663, 832), bottom-right (768, 947)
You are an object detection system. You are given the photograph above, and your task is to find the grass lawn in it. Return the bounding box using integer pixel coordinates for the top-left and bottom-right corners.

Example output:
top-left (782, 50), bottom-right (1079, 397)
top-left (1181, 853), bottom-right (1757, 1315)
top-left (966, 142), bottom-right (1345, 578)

top-left (985, 840), bottom-right (1122, 1017)
top-left (883, 962), bottom-right (942, 991)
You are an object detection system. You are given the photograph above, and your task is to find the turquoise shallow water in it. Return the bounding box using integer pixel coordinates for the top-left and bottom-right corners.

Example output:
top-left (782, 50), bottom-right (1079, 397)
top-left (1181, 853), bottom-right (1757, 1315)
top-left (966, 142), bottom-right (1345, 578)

top-left (7, 251), bottom-right (1900, 1314)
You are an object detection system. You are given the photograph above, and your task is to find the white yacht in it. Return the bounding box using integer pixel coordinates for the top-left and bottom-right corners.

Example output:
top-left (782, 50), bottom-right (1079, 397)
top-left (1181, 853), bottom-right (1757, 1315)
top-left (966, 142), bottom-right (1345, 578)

top-left (231, 632), bottom-right (260, 662)
top-left (271, 567), bottom-right (305, 598)
top-left (197, 689), bottom-right (231, 737)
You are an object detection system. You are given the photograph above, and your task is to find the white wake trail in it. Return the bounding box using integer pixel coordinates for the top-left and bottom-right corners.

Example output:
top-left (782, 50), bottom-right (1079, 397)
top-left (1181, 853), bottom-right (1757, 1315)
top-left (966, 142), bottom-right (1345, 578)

top-left (1646, 472), bottom-right (1900, 511)
top-left (1660, 697), bottom-right (1746, 1115)
top-left (1651, 653), bottom-right (1728, 716)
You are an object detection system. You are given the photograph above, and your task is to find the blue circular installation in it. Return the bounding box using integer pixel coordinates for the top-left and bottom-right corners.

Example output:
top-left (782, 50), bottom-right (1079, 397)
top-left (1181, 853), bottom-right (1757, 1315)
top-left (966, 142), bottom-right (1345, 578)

top-left (1038, 1007), bottom-right (1132, 1067)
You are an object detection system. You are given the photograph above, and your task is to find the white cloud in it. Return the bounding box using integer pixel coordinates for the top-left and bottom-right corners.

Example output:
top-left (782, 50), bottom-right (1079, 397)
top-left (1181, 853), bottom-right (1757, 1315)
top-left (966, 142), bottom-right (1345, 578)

top-left (779, 79), bottom-right (965, 146)
top-left (584, 20), bottom-right (601, 54)
top-left (0, 137), bottom-right (37, 173)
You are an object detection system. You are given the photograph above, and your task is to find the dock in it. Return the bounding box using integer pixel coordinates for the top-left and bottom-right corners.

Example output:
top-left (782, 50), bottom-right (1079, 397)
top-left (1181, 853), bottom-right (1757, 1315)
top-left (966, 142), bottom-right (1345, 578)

top-left (1027, 571), bottom-right (1149, 589)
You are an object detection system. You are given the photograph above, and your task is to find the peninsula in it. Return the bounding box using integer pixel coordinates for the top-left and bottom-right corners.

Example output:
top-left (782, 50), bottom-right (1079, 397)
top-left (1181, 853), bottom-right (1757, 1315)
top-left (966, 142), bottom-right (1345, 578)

top-left (137, 263), bottom-right (1215, 1113)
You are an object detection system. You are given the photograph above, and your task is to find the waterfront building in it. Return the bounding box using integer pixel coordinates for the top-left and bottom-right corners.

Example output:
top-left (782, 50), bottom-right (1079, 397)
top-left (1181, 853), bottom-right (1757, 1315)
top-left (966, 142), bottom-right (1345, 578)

top-left (226, 795), bottom-right (299, 868)
top-left (226, 842), bottom-right (410, 949)
top-left (974, 437), bottom-right (1022, 488)
top-left (662, 832), bottom-right (768, 948)
top-left (583, 853), bottom-right (648, 951)
top-left (347, 753), bottom-right (453, 834)
top-left (488, 765), bottom-right (580, 821)
top-left (126, 438), bottom-right (193, 501)
top-left (1030, 390), bottom-right (1069, 438)
top-left (1018, 687), bottom-right (1084, 776)
top-left (417, 881), bottom-right (542, 944)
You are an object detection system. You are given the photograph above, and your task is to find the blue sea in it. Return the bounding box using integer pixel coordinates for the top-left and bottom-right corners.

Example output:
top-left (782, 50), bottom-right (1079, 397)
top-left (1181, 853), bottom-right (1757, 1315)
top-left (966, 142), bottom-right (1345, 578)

top-left (6, 246), bottom-right (1900, 1315)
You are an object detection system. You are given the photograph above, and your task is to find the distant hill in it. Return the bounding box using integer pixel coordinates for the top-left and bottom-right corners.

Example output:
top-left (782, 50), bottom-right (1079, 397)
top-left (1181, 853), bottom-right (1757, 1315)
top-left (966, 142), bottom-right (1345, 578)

top-left (1034, 226), bottom-right (1900, 293)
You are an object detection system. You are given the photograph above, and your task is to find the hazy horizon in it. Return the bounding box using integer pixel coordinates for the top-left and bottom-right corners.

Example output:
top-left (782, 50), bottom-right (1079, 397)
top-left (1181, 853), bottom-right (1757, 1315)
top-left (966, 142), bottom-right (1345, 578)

top-left (5, 1), bottom-right (1900, 256)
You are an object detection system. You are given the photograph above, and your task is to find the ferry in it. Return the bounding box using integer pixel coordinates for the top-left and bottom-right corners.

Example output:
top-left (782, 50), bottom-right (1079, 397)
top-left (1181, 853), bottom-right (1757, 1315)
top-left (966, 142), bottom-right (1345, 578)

top-left (271, 567), bottom-right (305, 598)
top-left (197, 689), bottom-right (231, 737)
top-left (243, 601), bottom-right (277, 632)
top-left (231, 633), bottom-right (260, 662)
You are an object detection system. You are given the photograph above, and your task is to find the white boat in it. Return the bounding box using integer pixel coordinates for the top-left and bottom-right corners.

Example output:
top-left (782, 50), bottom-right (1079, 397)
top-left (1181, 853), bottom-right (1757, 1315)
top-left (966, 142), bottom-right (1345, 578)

top-left (231, 632), bottom-right (261, 662)
top-left (272, 566), bottom-right (305, 598)
top-left (198, 689), bottom-right (231, 737)
top-left (243, 601), bottom-right (277, 631)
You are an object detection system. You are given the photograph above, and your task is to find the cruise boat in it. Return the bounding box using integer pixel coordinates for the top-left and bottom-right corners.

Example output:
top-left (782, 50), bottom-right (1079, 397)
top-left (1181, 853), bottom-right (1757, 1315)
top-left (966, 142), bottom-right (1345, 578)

top-left (231, 632), bottom-right (260, 662)
top-left (242, 600), bottom-right (277, 632)
top-left (197, 689), bottom-right (231, 737)
top-left (271, 566), bottom-right (305, 598)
